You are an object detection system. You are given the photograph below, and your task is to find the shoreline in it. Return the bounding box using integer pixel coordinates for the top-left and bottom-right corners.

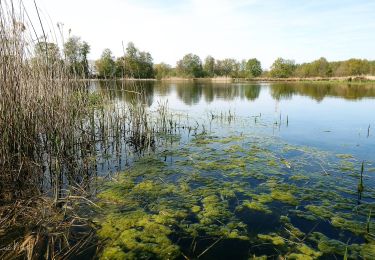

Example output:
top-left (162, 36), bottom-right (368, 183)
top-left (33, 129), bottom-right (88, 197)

top-left (88, 76), bottom-right (375, 83)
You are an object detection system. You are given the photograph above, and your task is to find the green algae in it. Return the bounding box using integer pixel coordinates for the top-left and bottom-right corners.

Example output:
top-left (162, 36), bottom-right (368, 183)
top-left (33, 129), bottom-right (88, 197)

top-left (305, 205), bottom-right (335, 219)
top-left (285, 223), bottom-right (305, 239)
top-left (270, 190), bottom-right (297, 205)
top-left (338, 160), bottom-right (356, 172)
top-left (289, 174), bottom-right (310, 181)
top-left (98, 211), bottom-right (180, 259)
top-left (241, 200), bottom-right (272, 214)
top-left (191, 205), bottom-right (201, 213)
top-left (249, 255), bottom-right (268, 260)
top-left (257, 233), bottom-right (285, 246)
top-left (287, 253), bottom-right (314, 260)
top-left (192, 134), bottom-right (244, 146)
top-left (361, 243), bottom-right (375, 259)
top-left (336, 154), bottom-right (355, 159)
top-left (308, 232), bottom-right (366, 259)
top-left (313, 232), bottom-right (347, 255)
top-left (224, 144), bottom-right (245, 153)
top-left (330, 216), bottom-right (366, 235)
top-left (93, 126), bottom-right (375, 259)
top-left (288, 244), bottom-right (322, 260)
top-left (296, 244), bottom-right (322, 258)
top-left (198, 195), bottom-right (230, 224)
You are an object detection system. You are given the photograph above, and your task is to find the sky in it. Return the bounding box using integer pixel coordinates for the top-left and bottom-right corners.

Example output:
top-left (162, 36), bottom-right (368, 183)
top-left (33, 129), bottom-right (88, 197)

top-left (23, 0), bottom-right (375, 69)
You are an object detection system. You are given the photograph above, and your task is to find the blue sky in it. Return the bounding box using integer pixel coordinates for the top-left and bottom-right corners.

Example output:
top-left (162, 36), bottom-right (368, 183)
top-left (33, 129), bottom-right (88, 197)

top-left (27, 0), bottom-right (375, 68)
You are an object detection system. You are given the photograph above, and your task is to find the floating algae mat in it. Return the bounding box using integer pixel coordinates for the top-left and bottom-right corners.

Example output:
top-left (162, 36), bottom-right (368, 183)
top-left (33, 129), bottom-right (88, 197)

top-left (94, 115), bottom-right (375, 259)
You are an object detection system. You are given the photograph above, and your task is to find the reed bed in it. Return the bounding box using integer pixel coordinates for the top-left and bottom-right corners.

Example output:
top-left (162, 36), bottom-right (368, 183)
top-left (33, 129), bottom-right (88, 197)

top-left (0, 0), bottom-right (90, 202)
top-left (0, 1), bottom-right (177, 258)
top-left (0, 0), bottom-right (175, 203)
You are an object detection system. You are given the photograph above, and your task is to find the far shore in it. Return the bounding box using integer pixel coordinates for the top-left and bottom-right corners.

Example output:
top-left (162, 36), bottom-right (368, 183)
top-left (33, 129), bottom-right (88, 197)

top-left (160, 75), bottom-right (375, 83)
top-left (89, 75), bottom-right (375, 83)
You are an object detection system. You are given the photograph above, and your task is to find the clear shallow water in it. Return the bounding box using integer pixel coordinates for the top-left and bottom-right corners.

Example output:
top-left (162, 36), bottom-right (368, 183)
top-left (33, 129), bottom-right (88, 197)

top-left (92, 81), bottom-right (375, 259)
top-left (94, 80), bottom-right (375, 160)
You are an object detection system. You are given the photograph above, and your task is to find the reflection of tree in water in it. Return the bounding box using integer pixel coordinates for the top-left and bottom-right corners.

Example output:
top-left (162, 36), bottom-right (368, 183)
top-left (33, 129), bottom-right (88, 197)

top-left (175, 82), bottom-right (203, 105)
top-left (94, 81), bottom-right (375, 106)
top-left (270, 83), bottom-right (296, 100)
top-left (270, 82), bottom-right (375, 101)
top-left (176, 82), bottom-right (251, 104)
top-left (202, 84), bottom-right (214, 103)
top-left (97, 80), bottom-right (155, 107)
top-left (154, 81), bottom-right (173, 96)
top-left (212, 83), bottom-right (240, 100)
top-left (243, 84), bottom-right (261, 100)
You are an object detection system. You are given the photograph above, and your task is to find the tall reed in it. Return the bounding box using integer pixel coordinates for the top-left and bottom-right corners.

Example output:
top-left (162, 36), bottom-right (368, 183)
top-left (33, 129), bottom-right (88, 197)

top-left (0, 1), bottom-right (177, 204)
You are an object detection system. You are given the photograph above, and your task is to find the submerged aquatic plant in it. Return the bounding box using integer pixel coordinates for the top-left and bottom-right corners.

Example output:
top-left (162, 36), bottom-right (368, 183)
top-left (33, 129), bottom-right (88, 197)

top-left (93, 125), bottom-right (375, 259)
top-left (358, 161), bottom-right (365, 201)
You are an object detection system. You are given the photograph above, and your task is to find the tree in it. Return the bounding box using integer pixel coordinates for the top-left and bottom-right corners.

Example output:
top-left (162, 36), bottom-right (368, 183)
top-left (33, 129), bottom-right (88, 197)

top-left (295, 57), bottom-right (331, 77)
top-left (138, 51), bottom-right (154, 78)
top-left (245, 58), bottom-right (262, 78)
top-left (203, 56), bottom-right (215, 77)
top-left (116, 42), bottom-right (154, 78)
top-left (270, 58), bottom-right (296, 78)
top-left (176, 53), bottom-right (203, 78)
top-left (95, 49), bottom-right (116, 79)
top-left (63, 36), bottom-right (91, 77)
top-left (32, 42), bottom-right (62, 77)
top-left (221, 59), bottom-right (237, 77)
top-left (154, 63), bottom-right (172, 80)
top-left (344, 59), bottom-right (370, 76)
top-left (80, 41), bottom-right (90, 77)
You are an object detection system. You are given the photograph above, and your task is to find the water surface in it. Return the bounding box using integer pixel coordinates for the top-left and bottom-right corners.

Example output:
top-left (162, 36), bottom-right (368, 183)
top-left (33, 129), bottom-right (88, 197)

top-left (93, 81), bottom-right (375, 259)
top-left (94, 81), bottom-right (375, 160)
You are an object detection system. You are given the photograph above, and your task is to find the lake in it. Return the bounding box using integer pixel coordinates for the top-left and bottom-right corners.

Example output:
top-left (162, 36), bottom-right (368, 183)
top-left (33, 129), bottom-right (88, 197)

top-left (92, 80), bottom-right (375, 259)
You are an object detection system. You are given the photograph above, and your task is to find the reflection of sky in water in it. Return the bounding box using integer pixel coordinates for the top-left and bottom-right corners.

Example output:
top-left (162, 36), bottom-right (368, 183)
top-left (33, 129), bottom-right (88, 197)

top-left (94, 81), bottom-right (375, 161)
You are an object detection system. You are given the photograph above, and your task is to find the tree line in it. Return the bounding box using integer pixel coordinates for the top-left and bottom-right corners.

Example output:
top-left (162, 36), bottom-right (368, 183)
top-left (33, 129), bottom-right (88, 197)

top-left (33, 38), bottom-right (375, 79)
top-left (96, 49), bottom-right (375, 79)
top-left (94, 47), bottom-right (263, 79)
top-left (266, 57), bottom-right (375, 78)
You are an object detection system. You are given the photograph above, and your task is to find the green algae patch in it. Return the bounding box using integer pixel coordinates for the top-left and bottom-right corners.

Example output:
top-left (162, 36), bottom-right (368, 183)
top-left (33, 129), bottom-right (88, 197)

top-left (289, 174), bottom-right (309, 181)
top-left (192, 134), bottom-right (244, 146)
top-left (297, 244), bottom-right (322, 258)
top-left (305, 205), bottom-right (335, 219)
top-left (101, 246), bottom-right (127, 260)
top-left (336, 154), bottom-right (354, 159)
top-left (287, 253), bottom-right (314, 260)
top-left (285, 223), bottom-right (305, 239)
top-left (287, 246), bottom-right (323, 260)
top-left (241, 200), bottom-right (272, 214)
top-left (224, 144), bottom-right (245, 153)
top-left (361, 243), bottom-right (375, 259)
top-left (257, 233), bottom-right (285, 246)
top-left (338, 160), bottom-right (356, 172)
top-left (98, 211), bottom-right (180, 259)
top-left (309, 232), bottom-right (363, 258)
top-left (270, 190), bottom-right (298, 205)
top-left (330, 216), bottom-right (366, 235)
top-left (198, 195), bottom-right (230, 225)
top-left (314, 233), bottom-right (347, 255)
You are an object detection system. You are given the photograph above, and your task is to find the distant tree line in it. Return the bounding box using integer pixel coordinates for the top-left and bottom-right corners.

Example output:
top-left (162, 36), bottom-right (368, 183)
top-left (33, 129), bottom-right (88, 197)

top-left (32, 39), bottom-right (375, 79)
top-left (94, 49), bottom-right (263, 80)
top-left (95, 42), bottom-right (154, 79)
top-left (174, 54), bottom-right (263, 79)
top-left (266, 57), bottom-right (375, 78)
